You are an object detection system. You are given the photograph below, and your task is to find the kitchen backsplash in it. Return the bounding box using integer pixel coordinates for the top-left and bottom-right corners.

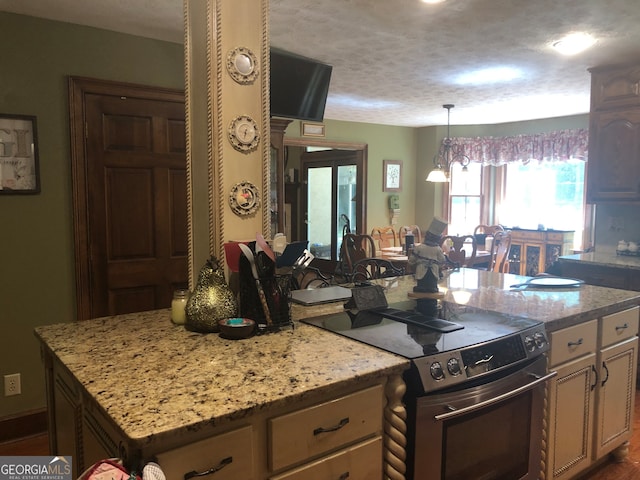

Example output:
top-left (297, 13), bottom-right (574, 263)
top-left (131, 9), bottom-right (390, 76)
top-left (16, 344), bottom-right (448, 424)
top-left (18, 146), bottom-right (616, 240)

top-left (594, 203), bottom-right (640, 253)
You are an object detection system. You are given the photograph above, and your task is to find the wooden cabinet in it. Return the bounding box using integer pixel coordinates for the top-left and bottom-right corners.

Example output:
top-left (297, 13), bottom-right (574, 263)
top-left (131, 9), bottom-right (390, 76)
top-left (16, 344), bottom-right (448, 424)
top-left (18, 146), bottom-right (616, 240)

top-left (547, 320), bottom-right (597, 480)
top-left (594, 308), bottom-right (639, 459)
top-left (546, 307), bottom-right (639, 479)
top-left (507, 229), bottom-right (574, 276)
top-left (156, 426), bottom-right (254, 480)
top-left (268, 385), bottom-right (383, 476)
top-left (46, 354), bottom-right (391, 480)
top-left (587, 63), bottom-right (640, 202)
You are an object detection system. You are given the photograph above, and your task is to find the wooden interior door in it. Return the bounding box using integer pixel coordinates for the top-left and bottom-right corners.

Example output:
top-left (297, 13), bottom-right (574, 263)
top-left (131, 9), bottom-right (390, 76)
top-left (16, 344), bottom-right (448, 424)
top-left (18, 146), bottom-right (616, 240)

top-left (70, 77), bottom-right (187, 320)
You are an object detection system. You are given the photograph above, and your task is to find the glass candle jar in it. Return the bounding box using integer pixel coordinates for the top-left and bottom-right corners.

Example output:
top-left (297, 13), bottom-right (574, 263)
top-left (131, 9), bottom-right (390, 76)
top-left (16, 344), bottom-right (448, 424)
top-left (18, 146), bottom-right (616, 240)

top-left (171, 289), bottom-right (190, 325)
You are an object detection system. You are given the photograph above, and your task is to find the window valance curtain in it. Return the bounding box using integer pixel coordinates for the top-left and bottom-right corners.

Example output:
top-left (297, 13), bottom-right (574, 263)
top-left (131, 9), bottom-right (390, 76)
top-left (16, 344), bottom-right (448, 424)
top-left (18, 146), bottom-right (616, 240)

top-left (446, 128), bottom-right (589, 165)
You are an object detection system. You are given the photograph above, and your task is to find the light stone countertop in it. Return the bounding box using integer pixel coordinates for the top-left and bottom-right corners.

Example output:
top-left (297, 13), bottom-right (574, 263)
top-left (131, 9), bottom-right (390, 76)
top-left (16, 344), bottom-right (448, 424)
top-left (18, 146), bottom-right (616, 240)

top-left (295, 269), bottom-right (640, 332)
top-left (34, 308), bottom-right (409, 449)
top-left (34, 268), bottom-right (640, 451)
top-left (560, 251), bottom-right (640, 271)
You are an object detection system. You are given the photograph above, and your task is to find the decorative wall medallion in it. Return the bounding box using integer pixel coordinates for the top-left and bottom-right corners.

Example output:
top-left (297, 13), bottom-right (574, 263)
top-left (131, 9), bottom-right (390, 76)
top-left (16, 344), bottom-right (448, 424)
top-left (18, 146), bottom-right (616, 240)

top-left (228, 115), bottom-right (260, 152)
top-left (229, 180), bottom-right (260, 216)
top-left (226, 47), bottom-right (259, 84)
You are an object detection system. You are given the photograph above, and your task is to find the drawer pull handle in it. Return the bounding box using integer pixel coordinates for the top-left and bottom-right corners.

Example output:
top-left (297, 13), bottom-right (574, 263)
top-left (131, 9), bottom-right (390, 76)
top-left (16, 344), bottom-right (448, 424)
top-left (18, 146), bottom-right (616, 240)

top-left (184, 456), bottom-right (232, 479)
top-left (339, 473), bottom-right (350, 480)
top-left (313, 417), bottom-right (349, 435)
top-left (615, 323), bottom-right (629, 331)
top-left (567, 338), bottom-right (583, 347)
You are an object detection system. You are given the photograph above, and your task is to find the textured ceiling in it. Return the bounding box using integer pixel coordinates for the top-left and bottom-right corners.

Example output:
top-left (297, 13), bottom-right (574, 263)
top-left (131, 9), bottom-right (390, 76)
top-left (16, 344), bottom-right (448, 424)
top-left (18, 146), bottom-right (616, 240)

top-left (2, 0), bottom-right (640, 127)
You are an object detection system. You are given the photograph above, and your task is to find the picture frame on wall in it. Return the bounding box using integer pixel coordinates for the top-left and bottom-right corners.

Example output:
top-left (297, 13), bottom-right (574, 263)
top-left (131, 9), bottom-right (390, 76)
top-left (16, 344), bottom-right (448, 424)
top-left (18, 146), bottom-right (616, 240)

top-left (301, 122), bottom-right (325, 137)
top-left (383, 159), bottom-right (402, 192)
top-left (0, 113), bottom-right (40, 194)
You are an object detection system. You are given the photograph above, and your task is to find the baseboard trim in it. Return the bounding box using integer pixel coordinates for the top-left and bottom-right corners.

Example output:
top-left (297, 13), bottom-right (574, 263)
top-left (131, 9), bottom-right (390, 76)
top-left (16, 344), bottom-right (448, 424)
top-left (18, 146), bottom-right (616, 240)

top-left (0, 409), bottom-right (47, 443)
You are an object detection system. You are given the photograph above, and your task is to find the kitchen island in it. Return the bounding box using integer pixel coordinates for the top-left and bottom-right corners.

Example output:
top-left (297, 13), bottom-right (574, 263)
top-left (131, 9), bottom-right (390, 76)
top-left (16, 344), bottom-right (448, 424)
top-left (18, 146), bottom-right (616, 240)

top-left (36, 269), bottom-right (640, 479)
top-left (559, 251), bottom-right (640, 291)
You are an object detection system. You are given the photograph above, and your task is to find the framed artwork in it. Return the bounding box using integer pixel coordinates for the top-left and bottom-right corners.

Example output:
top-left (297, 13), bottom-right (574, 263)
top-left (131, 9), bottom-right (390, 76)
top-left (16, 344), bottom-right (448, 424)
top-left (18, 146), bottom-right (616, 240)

top-left (0, 114), bottom-right (40, 194)
top-left (383, 159), bottom-right (402, 192)
top-left (301, 122), bottom-right (325, 137)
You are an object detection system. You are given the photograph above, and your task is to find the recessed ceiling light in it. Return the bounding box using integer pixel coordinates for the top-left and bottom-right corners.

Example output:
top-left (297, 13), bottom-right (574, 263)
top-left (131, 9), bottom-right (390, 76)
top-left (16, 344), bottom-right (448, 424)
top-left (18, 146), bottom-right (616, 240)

top-left (552, 32), bottom-right (596, 55)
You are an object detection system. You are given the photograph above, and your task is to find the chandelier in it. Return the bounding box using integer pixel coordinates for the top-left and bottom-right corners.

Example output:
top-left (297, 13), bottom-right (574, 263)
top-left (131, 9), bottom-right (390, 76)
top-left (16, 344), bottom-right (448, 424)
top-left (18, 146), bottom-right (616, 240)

top-left (425, 104), bottom-right (470, 182)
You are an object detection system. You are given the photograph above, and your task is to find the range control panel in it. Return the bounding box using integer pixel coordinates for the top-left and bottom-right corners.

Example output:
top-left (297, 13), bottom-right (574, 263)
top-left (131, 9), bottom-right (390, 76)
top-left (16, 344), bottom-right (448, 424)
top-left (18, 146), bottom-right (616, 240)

top-left (414, 325), bottom-right (548, 393)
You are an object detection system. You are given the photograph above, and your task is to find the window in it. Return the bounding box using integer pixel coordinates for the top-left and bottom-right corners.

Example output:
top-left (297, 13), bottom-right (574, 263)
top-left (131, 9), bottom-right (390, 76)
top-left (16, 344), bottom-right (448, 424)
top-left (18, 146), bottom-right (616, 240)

top-left (447, 160), bottom-right (586, 250)
top-left (448, 162), bottom-right (482, 236)
top-left (500, 160), bottom-right (585, 242)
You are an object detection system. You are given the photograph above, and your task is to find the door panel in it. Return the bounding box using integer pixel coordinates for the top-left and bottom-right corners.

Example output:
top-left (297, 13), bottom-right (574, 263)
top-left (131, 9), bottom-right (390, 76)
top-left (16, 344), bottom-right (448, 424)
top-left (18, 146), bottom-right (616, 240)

top-left (70, 77), bottom-right (187, 320)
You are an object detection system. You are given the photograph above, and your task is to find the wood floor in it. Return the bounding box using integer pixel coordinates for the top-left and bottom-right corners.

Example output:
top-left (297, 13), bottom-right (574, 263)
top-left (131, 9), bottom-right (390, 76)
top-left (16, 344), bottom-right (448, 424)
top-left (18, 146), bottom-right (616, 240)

top-left (2, 392), bottom-right (640, 479)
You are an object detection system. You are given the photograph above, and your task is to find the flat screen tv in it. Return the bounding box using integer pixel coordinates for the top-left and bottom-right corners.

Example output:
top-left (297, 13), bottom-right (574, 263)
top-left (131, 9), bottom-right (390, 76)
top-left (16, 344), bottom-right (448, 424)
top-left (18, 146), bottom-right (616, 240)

top-left (270, 47), bottom-right (332, 122)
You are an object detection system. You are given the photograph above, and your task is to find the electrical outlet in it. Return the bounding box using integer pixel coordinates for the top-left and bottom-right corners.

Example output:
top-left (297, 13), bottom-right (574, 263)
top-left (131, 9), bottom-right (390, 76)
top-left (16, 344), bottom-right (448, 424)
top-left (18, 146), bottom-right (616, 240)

top-left (4, 373), bottom-right (21, 396)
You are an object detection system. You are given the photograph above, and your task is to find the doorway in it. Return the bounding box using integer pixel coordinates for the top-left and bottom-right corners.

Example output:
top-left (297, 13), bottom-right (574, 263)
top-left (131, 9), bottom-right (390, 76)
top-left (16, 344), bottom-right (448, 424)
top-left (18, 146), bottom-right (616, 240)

top-left (301, 149), bottom-right (361, 262)
top-left (69, 77), bottom-right (187, 320)
top-left (283, 138), bottom-right (367, 271)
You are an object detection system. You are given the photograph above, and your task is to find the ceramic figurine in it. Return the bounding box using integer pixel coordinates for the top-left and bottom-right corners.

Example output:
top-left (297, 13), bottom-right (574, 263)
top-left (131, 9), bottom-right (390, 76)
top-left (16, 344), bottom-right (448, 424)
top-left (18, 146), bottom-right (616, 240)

top-left (408, 217), bottom-right (447, 293)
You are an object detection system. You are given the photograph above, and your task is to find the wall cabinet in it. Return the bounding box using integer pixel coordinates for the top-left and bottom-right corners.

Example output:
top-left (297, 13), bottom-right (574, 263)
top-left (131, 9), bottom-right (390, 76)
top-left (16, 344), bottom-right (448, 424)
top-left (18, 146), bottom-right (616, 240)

top-left (546, 307), bottom-right (639, 479)
top-left (587, 63), bottom-right (640, 202)
top-left (507, 229), bottom-right (574, 276)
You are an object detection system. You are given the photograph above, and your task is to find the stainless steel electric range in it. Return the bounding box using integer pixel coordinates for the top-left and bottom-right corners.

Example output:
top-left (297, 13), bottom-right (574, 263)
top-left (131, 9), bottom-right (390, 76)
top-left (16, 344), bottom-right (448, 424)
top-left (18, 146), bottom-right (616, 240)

top-left (302, 299), bottom-right (554, 480)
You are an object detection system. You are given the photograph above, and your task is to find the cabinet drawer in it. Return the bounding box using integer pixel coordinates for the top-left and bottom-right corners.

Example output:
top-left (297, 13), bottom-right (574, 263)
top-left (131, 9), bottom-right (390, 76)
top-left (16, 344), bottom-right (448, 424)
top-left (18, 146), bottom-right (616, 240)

top-left (269, 385), bottom-right (383, 471)
top-left (511, 230), bottom-right (544, 242)
top-left (156, 425), bottom-right (253, 480)
top-left (270, 436), bottom-right (382, 480)
top-left (601, 307), bottom-right (639, 348)
top-left (549, 320), bottom-right (598, 367)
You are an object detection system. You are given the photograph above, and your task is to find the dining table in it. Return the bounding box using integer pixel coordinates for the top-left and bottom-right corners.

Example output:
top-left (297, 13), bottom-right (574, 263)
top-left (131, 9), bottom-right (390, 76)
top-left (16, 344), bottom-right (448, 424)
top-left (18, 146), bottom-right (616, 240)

top-left (378, 246), bottom-right (492, 269)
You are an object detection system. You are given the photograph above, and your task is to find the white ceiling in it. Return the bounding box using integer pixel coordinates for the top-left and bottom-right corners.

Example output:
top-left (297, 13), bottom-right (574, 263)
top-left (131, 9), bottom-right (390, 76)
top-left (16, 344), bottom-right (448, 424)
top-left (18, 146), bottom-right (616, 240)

top-left (2, 0), bottom-right (640, 127)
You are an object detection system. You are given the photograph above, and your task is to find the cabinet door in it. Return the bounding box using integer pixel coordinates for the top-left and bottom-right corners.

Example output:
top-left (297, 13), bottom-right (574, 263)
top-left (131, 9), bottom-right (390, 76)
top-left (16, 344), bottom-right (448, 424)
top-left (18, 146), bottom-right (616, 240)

top-left (508, 243), bottom-right (522, 275)
top-left (587, 108), bottom-right (640, 202)
top-left (523, 243), bottom-right (543, 276)
top-left (547, 353), bottom-right (596, 480)
top-left (52, 365), bottom-right (82, 477)
top-left (594, 336), bottom-right (638, 459)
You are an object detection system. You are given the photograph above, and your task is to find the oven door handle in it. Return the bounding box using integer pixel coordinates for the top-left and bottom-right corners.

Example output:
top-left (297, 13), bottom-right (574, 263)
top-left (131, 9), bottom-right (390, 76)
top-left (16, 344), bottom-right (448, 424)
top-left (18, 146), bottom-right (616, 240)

top-left (434, 370), bottom-right (557, 422)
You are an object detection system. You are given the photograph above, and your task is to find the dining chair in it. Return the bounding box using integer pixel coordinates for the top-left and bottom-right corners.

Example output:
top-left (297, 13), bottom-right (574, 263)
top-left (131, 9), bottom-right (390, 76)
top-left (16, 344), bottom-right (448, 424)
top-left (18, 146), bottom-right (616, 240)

top-left (473, 224), bottom-right (505, 250)
top-left (399, 225), bottom-right (422, 248)
top-left (350, 258), bottom-right (405, 283)
top-left (441, 235), bottom-right (477, 268)
top-left (370, 226), bottom-right (398, 250)
top-left (488, 230), bottom-right (512, 273)
top-left (341, 233), bottom-right (377, 279)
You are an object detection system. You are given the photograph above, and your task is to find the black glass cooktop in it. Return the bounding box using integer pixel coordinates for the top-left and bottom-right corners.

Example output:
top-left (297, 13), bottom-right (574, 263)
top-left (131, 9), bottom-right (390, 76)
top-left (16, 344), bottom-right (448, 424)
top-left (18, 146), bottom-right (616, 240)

top-left (302, 300), bottom-right (541, 359)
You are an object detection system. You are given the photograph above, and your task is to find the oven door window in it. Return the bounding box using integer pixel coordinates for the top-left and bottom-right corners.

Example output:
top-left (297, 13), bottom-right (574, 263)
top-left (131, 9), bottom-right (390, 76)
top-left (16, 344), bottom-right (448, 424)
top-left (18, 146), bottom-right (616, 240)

top-left (443, 392), bottom-right (532, 480)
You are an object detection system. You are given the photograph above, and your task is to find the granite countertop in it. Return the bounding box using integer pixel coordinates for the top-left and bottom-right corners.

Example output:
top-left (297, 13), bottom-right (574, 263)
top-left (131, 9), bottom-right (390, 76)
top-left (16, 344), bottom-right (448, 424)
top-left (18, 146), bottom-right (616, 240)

top-left (294, 269), bottom-right (640, 332)
top-left (560, 251), bottom-right (640, 271)
top-left (34, 311), bottom-right (409, 449)
top-left (35, 268), bottom-right (640, 451)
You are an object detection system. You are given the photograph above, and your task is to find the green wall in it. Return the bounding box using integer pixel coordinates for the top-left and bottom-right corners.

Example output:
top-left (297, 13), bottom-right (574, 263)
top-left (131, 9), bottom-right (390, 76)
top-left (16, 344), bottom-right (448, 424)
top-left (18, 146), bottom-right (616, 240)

top-left (0, 13), bottom-right (184, 418)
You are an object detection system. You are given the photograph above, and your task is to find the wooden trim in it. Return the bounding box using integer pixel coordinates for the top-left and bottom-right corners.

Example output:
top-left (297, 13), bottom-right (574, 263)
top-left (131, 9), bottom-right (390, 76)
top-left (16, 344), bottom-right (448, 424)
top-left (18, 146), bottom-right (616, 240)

top-left (0, 408), bottom-right (47, 443)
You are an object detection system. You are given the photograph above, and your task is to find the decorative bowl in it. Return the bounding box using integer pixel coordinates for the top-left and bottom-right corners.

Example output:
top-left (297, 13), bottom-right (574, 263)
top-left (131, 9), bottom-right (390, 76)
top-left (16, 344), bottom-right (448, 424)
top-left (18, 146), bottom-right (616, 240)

top-left (218, 317), bottom-right (256, 339)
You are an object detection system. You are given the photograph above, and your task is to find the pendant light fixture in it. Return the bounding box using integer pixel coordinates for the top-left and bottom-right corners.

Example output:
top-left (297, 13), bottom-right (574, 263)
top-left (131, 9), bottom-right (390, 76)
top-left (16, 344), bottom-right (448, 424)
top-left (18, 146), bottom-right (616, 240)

top-left (426, 104), bottom-right (470, 182)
